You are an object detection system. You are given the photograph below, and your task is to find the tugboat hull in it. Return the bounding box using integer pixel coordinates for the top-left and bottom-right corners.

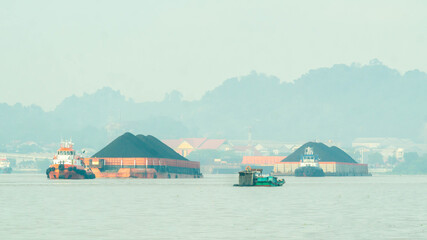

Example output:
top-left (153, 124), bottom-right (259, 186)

top-left (0, 167), bottom-right (12, 174)
top-left (46, 164), bottom-right (95, 179)
top-left (295, 166), bottom-right (325, 177)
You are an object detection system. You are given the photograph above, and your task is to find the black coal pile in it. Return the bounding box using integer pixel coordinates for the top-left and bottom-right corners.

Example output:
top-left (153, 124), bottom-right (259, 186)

top-left (136, 134), bottom-right (187, 160)
top-left (92, 132), bottom-right (187, 160)
top-left (282, 142), bottom-right (357, 163)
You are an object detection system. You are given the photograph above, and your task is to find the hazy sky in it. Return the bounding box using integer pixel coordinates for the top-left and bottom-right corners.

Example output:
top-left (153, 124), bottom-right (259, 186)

top-left (1, 0), bottom-right (426, 110)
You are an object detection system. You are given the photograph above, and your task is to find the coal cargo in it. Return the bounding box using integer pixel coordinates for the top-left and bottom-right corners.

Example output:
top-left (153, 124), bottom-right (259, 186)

top-left (92, 132), bottom-right (160, 158)
top-left (136, 134), bottom-right (187, 160)
top-left (281, 142), bottom-right (357, 163)
top-left (85, 132), bottom-right (202, 179)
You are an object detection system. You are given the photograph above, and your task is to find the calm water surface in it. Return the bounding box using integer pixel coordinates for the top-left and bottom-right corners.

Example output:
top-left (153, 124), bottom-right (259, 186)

top-left (1, 174), bottom-right (426, 240)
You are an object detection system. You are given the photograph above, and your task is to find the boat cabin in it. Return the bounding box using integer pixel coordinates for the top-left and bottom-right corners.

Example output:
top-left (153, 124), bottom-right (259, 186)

top-left (53, 141), bottom-right (84, 166)
top-left (299, 147), bottom-right (320, 168)
top-left (0, 157), bottom-right (10, 168)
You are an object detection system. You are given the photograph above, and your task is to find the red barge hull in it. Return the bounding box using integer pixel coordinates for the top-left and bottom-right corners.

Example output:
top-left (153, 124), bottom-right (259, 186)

top-left (84, 158), bottom-right (202, 179)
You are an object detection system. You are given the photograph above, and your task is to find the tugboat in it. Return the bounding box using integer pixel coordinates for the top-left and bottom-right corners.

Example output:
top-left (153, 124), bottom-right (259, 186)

top-left (46, 140), bottom-right (95, 179)
top-left (294, 147), bottom-right (325, 177)
top-left (0, 156), bottom-right (12, 174)
top-left (234, 166), bottom-right (285, 187)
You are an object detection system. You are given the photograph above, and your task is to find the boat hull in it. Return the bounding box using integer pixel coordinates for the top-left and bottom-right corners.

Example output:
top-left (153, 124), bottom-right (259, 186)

top-left (84, 157), bottom-right (202, 179)
top-left (254, 182), bottom-right (284, 187)
top-left (90, 167), bottom-right (202, 179)
top-left (46, 164), bottom-right (95, 179)
top-left (234, 181), bottom-right (285, 187)
top-left (0, 167), bottom-right (12, 174)
top-left (295, 166), bottom-right (325, 177)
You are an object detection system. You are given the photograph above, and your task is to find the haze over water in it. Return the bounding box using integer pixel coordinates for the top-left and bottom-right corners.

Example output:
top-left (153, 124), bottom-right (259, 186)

top-left (1, 174), bottom-right (426, 240)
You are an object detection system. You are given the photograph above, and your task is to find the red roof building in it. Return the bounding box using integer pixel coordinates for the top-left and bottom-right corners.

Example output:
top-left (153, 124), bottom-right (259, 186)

top-left (199, 139), bottom-right (228, 150)
top-left (242, 156), bottom-right (286, 166)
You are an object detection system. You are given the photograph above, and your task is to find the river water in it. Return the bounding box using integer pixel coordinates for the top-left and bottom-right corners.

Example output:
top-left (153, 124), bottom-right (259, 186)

top-left (1, 174), bottom-right (426, 240)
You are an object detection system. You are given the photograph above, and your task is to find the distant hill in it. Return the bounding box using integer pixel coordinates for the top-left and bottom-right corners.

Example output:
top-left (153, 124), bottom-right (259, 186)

top-left (1, 61), bottom-right (427, 152)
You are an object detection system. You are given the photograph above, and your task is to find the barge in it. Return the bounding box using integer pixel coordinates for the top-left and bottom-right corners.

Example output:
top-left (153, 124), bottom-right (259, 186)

top-left (84, 132), bottom-right (202, 179)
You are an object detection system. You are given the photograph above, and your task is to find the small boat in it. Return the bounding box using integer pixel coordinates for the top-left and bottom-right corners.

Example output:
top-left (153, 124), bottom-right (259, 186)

top-left (234, 166), bottom-right (285, 187)
top-left (294, 147), bottom-right (325, 177)
top-left (46, 140), bottom-right (95, 179)
top-left (0, 156), bottom-right (12, 174)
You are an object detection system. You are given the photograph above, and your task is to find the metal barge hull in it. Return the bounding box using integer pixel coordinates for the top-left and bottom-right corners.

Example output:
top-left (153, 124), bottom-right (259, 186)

top-left (84, 157), bottom-right (202, 179)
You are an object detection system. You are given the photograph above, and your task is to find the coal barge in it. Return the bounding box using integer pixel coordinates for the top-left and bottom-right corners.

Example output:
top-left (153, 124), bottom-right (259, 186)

top-left (84, 132), bottom-right (202, 179)
top-left (274, 142), bottom-right (370, 176)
